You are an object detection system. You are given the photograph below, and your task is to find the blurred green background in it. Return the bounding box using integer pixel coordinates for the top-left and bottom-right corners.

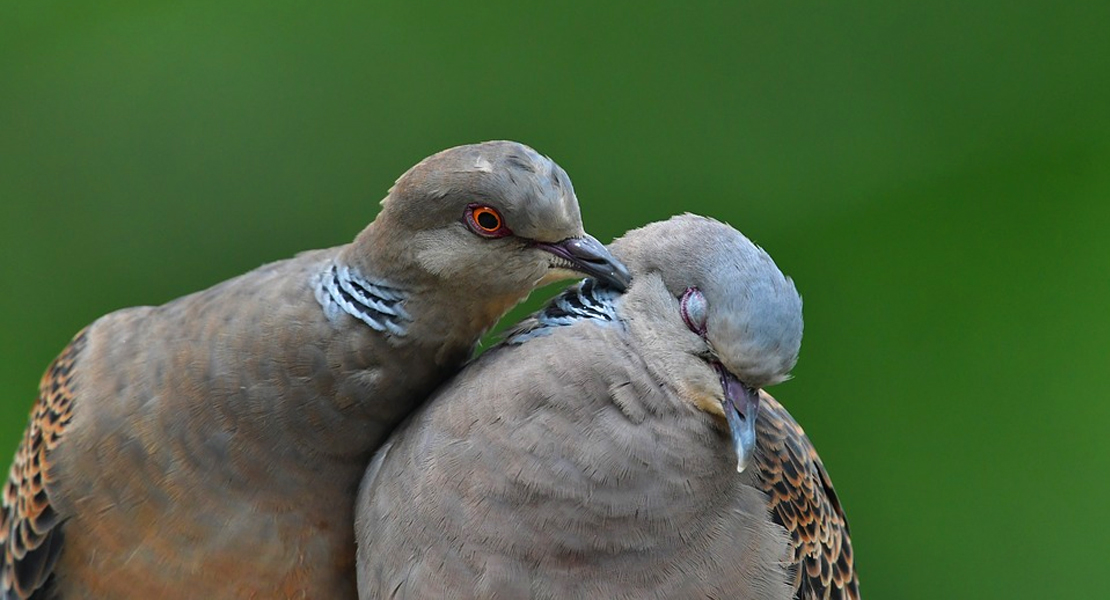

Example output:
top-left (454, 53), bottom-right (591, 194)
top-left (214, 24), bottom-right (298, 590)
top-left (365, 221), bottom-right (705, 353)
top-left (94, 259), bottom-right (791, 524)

top-left (2, 2), bottom-right (1107, 597)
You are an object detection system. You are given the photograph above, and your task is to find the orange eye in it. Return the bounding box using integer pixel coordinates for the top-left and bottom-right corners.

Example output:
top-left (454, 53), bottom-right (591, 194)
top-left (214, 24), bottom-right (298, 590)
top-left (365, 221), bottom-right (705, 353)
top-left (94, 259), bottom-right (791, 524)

top-left (472, 206), bottom-right (501, 231)
top-left (466, 204), bottom-right (511, 237)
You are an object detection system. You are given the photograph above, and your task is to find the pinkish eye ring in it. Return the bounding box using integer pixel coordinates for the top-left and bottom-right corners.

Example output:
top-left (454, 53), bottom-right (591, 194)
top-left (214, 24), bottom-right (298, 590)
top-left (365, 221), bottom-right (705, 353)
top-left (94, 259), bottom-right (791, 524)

top-left (680, 287), bottom-right (708, 335)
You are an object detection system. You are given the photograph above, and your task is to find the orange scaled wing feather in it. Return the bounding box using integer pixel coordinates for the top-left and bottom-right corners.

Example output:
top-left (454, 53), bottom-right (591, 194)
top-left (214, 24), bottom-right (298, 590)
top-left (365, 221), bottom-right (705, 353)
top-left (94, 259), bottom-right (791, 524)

top-left (756, 395), bottom-right (861, 600)
top-left (1, 330), bottom-right (87, 600)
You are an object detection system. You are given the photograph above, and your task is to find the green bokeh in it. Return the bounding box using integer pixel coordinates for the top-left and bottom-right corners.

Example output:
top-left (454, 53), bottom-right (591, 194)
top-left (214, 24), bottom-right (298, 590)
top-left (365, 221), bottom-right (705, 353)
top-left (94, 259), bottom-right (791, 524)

top-left (2, 2), bottom-right (1107, 597)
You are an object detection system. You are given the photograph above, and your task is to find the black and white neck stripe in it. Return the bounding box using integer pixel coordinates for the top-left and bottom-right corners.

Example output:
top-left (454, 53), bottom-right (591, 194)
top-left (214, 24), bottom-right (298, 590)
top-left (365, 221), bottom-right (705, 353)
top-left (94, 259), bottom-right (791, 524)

top-left (314, 262), bottom-right (412, 337)
top-left (506, 278), bottom-right (622, 345)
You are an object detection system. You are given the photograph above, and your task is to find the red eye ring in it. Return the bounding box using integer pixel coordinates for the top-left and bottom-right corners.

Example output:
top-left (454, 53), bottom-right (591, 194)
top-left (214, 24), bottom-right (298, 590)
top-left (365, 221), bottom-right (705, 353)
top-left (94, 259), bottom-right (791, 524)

top-left (465, 204), bottom-right (512, 238)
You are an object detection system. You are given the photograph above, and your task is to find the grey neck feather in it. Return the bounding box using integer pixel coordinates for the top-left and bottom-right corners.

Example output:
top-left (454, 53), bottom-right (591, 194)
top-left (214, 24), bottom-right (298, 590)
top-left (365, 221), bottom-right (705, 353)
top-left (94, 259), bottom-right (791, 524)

top-left (313, 261), bottom-right (412, 336)
top-left (506, 279), bottom-right (622, 345)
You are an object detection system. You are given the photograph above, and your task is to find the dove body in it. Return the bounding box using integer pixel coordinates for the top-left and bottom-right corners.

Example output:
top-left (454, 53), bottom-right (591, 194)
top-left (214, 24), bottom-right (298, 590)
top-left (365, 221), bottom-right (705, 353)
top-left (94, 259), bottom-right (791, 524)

top-left (0, 141), bottom-right (629, 599)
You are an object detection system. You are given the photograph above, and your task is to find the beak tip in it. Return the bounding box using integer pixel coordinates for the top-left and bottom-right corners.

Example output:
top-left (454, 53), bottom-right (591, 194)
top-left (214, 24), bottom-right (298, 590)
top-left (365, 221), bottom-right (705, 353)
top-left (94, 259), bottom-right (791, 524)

top-left (719, 368), bottom-right (761, 476)
top-left (604, 264), bottom-right (632, 292)
top-left (540, 236), bottom-right (631, 292)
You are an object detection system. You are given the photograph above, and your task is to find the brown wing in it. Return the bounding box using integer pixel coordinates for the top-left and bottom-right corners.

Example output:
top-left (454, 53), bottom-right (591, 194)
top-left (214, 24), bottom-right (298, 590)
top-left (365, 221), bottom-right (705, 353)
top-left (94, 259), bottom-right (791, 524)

top-left (1, 330), bottom-right (87, 600)
top-left (755, 394), bottom-right (860, 600)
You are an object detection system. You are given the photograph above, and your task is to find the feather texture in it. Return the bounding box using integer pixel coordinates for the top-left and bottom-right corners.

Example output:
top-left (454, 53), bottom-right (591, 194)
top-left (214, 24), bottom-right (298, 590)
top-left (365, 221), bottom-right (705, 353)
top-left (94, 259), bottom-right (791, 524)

top-left (756, 395), bottom-right (860, 600)
top-left (1, 330), bottom-right (87, 600)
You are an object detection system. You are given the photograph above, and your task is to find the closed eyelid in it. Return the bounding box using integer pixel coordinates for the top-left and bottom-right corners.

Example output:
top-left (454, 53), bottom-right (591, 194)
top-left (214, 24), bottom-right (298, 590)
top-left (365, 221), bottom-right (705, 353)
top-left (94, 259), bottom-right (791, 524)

top-left (680, 287), bottom-right (708, 335)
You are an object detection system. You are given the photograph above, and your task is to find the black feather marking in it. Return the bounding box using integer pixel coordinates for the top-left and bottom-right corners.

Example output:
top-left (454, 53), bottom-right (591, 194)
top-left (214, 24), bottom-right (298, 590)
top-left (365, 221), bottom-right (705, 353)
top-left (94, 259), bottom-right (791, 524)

top-left (504, 279), bottom-right (622, 344)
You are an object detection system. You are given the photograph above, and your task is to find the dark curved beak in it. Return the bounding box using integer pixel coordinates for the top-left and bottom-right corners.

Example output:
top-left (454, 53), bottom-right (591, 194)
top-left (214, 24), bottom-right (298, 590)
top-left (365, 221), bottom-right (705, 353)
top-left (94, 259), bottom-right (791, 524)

top-left (715, 364), bottom-right (760, 473)
top-left (535, 234), bottom-right (632, 292)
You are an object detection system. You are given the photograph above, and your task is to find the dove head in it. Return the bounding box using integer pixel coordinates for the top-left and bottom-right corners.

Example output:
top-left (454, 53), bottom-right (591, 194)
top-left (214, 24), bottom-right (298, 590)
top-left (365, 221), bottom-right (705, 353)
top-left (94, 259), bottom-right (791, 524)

top-left (609, 214), bottom-right (803, 472)
top-left (362, 141), bottom-right (630, 297)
